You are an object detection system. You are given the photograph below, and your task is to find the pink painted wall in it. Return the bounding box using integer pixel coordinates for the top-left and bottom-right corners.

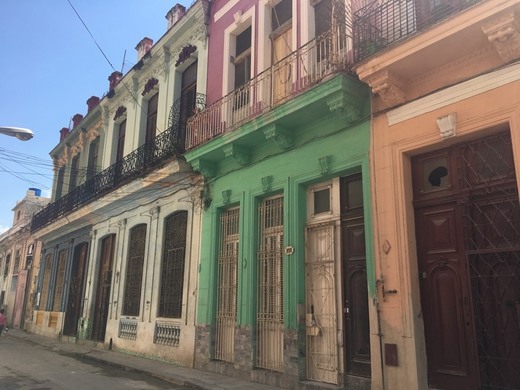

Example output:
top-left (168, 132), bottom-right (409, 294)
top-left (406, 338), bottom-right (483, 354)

top-left (207, 0), bottom-right (257, 105)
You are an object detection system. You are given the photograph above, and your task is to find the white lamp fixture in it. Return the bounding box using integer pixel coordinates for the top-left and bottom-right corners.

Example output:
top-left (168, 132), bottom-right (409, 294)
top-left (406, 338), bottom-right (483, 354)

top-left (0, 126), bottom-right (34, 141)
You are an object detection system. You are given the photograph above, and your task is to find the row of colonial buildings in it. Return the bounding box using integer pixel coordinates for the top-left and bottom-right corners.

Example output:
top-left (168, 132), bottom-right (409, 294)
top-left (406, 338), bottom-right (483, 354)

top-left (1, 1), bottom-right (519, 389)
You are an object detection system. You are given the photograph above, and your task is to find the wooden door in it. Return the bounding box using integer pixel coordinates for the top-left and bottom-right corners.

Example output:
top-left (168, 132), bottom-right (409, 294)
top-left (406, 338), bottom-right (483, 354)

top-left (91, 235), bottom-right (115, 341)
top-left (63, 243), bottom-right (88, 336)
top-left (341, 174), bottom-right (371, 377)
top-left (415, 203), bottom-right (479, 389)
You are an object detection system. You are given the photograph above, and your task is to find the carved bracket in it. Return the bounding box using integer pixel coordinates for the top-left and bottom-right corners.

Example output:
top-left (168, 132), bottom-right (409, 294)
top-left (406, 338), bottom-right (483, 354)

top-left (191, 158), bottom-right (216, 178)
top-left (482, 11), bottom-right (520, 63)
top-left (261, 175), bottom-right (273, 193)
top-left (263, 123), bottom-right (293, 149)
top-left (319, 155), bottom-right (331, 175)
top-left (326, 92), bottom-right (362, 123)
top-left (222, 143), bottom-right (250, 166)
top-left (366, 70), bottom-right (406, 107)
top-left (222, 189), bottom-right (231, 205)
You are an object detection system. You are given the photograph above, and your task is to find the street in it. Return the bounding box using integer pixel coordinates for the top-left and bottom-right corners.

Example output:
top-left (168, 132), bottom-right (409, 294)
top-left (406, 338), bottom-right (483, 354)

top-left (0, 333), bottom-right (193, 390)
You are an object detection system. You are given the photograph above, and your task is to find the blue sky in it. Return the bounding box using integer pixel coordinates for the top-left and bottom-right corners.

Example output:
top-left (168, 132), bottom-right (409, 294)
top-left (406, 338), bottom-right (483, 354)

top-left (0, 0), bottom-right (192, 233)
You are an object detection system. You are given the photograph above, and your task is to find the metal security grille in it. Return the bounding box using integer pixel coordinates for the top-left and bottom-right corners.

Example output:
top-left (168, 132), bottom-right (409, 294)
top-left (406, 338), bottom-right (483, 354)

top-left (39, 254), bottom-right (52, 310)
top-left (52, 250), bottom-right (67, 312)
top-left (256, 196), bottom-right (284, 371)
top-left (123, 224), bottom-right (147, 316)
top-left (459, 133), bottom-right (520, 389)
top-left (305, 222), bottom-right (338, 384)
top-left (215, 207), bottom-right (240, 362)
top-left (158, 211), bottom-right (188, 318)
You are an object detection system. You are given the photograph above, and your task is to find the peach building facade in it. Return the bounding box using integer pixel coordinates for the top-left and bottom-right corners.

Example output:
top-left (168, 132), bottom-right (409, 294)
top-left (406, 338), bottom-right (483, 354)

top-left (354, 1), bottom-right (520, 389)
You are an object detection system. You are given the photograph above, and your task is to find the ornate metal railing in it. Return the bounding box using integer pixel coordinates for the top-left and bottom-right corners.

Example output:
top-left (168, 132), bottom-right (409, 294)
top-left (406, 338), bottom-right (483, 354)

top-left (185, 27), bottom-right (352, 150)
top-left (353, 0), bottom-right (484, 62)
top-left (31, 94), bottom-right (205, 232)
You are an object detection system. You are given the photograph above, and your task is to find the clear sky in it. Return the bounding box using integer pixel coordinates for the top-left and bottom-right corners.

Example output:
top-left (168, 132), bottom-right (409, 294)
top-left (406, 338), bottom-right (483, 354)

top-left (0, 0), bottom-right (193, 233)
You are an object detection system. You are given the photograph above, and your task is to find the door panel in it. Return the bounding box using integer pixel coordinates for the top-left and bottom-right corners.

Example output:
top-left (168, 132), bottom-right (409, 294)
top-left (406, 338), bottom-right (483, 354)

top-left (416, 204), bottom-right (478, 389)
top-left (63, 243), bottom-right (88, 336)
top-left (91, 235), bottom-right (115, 342)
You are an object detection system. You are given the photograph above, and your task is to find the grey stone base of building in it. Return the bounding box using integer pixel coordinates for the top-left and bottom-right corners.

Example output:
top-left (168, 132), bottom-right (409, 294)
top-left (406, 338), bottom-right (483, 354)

top-left (194, 324), bottom-right (371, 390)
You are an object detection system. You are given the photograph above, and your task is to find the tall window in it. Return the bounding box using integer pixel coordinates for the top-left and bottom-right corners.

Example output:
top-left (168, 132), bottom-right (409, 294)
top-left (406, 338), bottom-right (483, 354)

top-left (69, 155), bottom-right (79, 191)
top-left (87, 137), bottom-right (100, 180)
top-left (55, 166), bottom-right (65, 200)
top-left (215, 207), bottom-right (240, 362)
top-left (116, 119), bottom-right (126, 162)
top-left (256, 196), bottom-right (284, 371)
top-left (123, 224), bottom-right (147, 316)
top-left (158, 211), bottom-right (188, 318)
top-left (53, 250), bottom-right (67, 312)
top-left (3, 254), bottom-right (10, 276)
top-left (39, 254), bottom-right (52, 310)
top-left (13, 250), bottom-right (20, 274)
top-left (233, 26), bottom-right (252, 111)
top-left (145, 93), bottom-right (159, 145)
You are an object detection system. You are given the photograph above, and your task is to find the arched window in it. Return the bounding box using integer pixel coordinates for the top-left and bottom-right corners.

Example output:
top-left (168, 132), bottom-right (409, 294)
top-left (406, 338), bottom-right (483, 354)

top-left (123, 224), bottom-right (147, 316)
top-left (158, 211), bottom-right (188, 318)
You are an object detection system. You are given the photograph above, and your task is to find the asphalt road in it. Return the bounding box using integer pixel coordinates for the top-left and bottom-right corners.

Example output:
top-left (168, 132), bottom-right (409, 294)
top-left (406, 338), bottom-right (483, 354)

top-left (0, 332), bottom-right (194, 390)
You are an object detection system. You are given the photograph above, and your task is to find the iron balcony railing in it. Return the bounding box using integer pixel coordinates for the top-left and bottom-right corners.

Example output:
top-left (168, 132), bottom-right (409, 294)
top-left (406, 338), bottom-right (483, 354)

top-left (185, 28), bottom-right (352, 150)
top-left (353, 0), bottom-right (484, 62)
top-left (31, 94), bottom-right (206, 232)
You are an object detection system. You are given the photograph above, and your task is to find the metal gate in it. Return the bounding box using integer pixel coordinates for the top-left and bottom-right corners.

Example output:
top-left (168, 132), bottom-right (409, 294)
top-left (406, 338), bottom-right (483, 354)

top-left (458, 133), bottom-right (520, 389)
top-left (256, 196), bottom-right (284, 371)
top-left (215, 207), bottom-right (240, 362)
top-left (305, 222), bottom-right (338, 384)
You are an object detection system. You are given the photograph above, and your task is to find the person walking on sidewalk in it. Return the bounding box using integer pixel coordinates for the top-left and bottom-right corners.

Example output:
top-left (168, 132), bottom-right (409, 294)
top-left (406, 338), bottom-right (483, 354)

top-left (0, 309), bottom-right (7, 336)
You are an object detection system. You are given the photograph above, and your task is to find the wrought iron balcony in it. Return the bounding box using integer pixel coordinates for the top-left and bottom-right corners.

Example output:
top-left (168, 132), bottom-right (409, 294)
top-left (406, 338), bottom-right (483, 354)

top-left (31, 94), bottom-right (205, 232)
top-left (185, 28), bottom-right (352, 150)
top-left (353, 0), bottom-right (484, 62)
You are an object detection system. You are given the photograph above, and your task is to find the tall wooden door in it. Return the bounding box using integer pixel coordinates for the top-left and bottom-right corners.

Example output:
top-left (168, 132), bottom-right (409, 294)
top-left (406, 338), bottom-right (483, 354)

top-left (91, 235), bottom-right (115, 341)
top-left (412, 132), bottom-right (520, 389)
top-left (414, 203), bottom-right (479, 389)
top-left (341, 174), bottom-right (371, 377)
top-left (63, 243), bottom-right (88, 336)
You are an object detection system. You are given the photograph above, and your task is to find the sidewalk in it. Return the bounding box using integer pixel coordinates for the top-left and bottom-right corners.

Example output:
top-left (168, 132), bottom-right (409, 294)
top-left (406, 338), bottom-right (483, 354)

top-left (8, 328), bottom-right (283, 390)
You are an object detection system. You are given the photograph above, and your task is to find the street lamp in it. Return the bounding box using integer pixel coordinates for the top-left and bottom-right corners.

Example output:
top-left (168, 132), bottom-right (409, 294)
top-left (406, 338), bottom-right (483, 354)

top-left (0, 126), bottom-right (34, 141)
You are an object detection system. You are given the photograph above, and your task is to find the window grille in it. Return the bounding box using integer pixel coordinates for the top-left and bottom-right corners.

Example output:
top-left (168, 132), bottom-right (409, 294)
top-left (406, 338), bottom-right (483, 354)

top-left (52, 250), bottom-right (67, 312)
top-left (13, 250), bottom-right (20, 274)
top-left (256, 196), bottom-right (284, 371)
top-left (118, 318), bottom-right (138, 340)
top-left (39, 254), bottom-right (52, 310)
top-left (123, 224), bottom-right (147, 316)
top-left (154, 322), bottom-right (181, 346)
top-left (158, 211), bottom-right (188, 318)
top-left (215, 207), bottom-right (240, 362)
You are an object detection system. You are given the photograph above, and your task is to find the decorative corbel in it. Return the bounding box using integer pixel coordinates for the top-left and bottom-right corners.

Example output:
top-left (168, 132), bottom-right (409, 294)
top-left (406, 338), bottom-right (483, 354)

top-left (222, 189), bottom-right (231, 205)
top-left (223, 143), bottom-right (250, 166)
top-left (366, 70), bottom-right (406, 107)
top-left (319, 155), bottom-right (331, 175)
top-left (261, 175), bottom-right (273, 193)
top-left (436, 113), bottom-right (457, 139)
top-left (481, 11), bottom-right (520, 63)
top-left (326, 92), bottom-right (361, 123)
top-left (263, 123), bottom-right (293, 150)
top-left (162, 46), bottom-right (171, 78)
top-left (191, 158), bottom-right (216, 178)
top-left (148, 206), bottom-right (161, 219)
